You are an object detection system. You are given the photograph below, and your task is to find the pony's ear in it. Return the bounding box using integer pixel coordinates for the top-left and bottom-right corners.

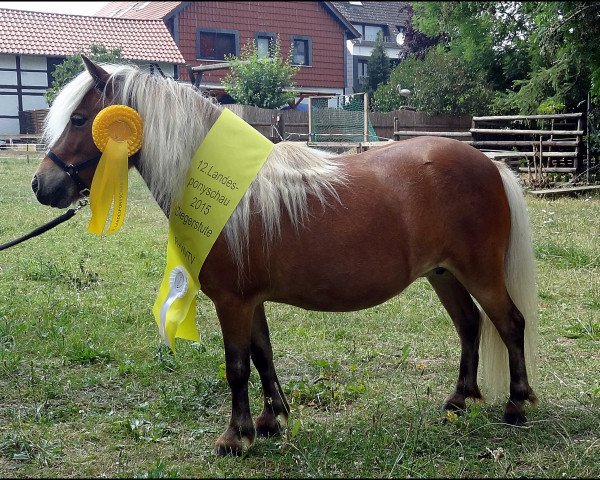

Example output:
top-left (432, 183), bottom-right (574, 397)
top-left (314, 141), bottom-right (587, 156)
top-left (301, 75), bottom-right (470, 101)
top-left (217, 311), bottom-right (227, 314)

top-left (81, 54), bottom-right (109, 91)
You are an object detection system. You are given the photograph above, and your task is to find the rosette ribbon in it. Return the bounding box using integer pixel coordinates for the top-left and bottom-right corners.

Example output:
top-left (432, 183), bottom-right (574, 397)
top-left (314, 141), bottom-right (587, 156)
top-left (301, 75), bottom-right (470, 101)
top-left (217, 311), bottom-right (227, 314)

top-left (88, 105), bottom-right (143, 234)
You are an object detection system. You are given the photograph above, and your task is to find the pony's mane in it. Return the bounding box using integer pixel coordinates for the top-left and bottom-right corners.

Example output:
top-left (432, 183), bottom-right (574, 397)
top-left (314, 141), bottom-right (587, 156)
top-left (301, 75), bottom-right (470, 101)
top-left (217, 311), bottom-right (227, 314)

top-left (44, 63), bottom-right (347, 269)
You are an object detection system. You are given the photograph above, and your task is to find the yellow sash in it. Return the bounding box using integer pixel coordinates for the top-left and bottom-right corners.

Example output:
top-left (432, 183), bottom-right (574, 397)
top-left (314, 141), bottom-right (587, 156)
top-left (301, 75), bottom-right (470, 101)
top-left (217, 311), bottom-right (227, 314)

top-left (152, 108), bottom-right (274, 351)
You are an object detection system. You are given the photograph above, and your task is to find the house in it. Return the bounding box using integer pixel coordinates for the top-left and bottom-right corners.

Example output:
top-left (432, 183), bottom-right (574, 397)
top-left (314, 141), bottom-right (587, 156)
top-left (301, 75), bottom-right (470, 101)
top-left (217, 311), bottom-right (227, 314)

top-left (330, 1), bottom-right (410, 92)
top-left (0, 7), bottom-right (184, 135)
top-left (95, 1), bottom-right (360, 103)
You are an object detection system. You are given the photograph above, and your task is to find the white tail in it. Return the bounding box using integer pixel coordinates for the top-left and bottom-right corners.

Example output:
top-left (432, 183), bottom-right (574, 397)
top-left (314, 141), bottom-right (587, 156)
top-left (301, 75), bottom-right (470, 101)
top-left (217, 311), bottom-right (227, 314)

top-left (478, 161), bottom-right (539, 401)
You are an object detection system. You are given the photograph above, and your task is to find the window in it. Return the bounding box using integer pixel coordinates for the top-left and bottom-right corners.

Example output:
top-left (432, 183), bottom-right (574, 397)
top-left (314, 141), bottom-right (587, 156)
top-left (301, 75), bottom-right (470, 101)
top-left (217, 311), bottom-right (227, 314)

top-left (354, 57), bottom-right (369, 90)
top-left (291, 36), bottom-right (311, 66)
top-left (357, 59), bottom-right (368, 81)
top-left (255, 32), bottom-right (276, 59)
top-left (352, 23), bottom-right (385, 42)
top-left (365, 25), bottom-right (383, 41)
top-left (196, 28), bottom-right (239, 61)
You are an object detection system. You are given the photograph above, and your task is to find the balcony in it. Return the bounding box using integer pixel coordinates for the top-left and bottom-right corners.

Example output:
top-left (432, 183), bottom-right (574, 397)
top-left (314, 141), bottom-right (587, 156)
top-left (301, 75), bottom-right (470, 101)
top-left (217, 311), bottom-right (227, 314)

top-left (351, 36), bottom-right (400, 47)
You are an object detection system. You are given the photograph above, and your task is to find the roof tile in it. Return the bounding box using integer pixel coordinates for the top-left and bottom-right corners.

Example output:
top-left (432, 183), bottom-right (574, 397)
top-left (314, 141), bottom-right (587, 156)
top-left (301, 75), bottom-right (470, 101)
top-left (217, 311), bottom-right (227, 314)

top-left (330, 1), bottom-right (410, 37)
top-left (0, 7), bottom-right (185, 64)
top-left (94, 1), bottom-right (183, 20)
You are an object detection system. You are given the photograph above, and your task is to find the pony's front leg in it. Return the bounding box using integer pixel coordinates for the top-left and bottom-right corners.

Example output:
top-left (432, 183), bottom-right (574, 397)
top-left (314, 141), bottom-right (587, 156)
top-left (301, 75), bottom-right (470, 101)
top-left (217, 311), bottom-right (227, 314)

top-left (251, 303), bottom-right (290, 437)
top-left (213, 300), bottom-right (255, 456)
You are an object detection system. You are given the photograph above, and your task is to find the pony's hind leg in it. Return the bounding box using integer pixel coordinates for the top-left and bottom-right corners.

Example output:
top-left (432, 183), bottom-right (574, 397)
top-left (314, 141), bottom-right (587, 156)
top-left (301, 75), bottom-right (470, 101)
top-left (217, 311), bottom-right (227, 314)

top-left (427, 268), bottom-right (483, 411)
top-left (459, 268), bottom-right (537, 424)
top-left (477, 295), bottom-right (537, 424)
top-left (250, 303), bottom-right (290, 437)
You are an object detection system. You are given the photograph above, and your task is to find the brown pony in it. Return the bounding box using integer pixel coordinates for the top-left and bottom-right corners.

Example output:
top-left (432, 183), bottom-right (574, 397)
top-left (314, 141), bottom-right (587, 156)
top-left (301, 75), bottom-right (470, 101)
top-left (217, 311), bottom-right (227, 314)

top-left (32, 57), bottom-right (538, 456)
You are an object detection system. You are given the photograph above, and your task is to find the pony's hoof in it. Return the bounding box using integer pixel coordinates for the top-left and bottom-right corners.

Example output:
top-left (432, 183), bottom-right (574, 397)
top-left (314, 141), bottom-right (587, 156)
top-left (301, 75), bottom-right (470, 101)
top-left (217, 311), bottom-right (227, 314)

top-left (255, 422), bottom-right (280, 438)
top-left (443, 401), bottom-right (466, 413)
top-left (443, 394), bottom-right (466, 412)
top-left (212, 444), bottom-right (243, 457)
top-left (527, 390), bottom-right (538, 405)
top-left (212, 429), bottom-right (253, 456)
top-left (503, 402), bottom-right (527, 425)
top-left (255, 412), bottom-right (287, 438)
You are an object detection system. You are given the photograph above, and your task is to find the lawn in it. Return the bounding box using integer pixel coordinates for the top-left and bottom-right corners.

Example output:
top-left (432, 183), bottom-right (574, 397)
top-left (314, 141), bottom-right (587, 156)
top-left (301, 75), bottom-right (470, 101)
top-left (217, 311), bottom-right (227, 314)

top-left (0, 155), bottom-right (598, 478)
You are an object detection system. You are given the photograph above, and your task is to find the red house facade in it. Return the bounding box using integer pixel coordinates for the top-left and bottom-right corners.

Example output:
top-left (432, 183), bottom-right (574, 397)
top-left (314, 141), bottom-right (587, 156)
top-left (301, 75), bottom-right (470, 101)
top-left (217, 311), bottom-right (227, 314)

top-left (96, 1), bottom-right (359, 99)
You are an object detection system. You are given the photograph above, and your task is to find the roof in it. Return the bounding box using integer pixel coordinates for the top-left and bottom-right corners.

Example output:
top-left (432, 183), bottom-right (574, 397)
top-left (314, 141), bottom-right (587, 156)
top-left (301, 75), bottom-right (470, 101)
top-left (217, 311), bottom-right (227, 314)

top-left (94, 1), bottom-right (184, 19)
top-left (95, 1), bottom-right (360, 38)
top-left (330, 1), bottom-right (410, 37)
top-left (0, 8), bottom-right (185, 64)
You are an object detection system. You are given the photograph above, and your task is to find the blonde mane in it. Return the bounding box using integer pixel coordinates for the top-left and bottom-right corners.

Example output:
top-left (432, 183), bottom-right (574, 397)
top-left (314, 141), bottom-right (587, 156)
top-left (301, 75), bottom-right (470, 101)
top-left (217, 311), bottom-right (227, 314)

top-left (44, 63), bottom-right (347, 268)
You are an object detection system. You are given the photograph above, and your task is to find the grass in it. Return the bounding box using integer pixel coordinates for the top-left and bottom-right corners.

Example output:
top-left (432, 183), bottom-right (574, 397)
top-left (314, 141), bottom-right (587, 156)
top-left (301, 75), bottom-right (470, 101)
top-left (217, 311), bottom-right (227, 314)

top-left (0, 155), bottom-right (599, 478)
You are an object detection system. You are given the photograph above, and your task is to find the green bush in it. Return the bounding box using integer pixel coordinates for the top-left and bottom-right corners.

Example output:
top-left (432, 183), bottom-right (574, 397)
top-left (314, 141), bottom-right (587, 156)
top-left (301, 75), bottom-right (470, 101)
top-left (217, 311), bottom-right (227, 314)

top-left (222, 37), bottom-right (298, 109)
top-left (45, 44), bottom-right (123, 105)
top-left (373, 47), bottom-right (493, 114)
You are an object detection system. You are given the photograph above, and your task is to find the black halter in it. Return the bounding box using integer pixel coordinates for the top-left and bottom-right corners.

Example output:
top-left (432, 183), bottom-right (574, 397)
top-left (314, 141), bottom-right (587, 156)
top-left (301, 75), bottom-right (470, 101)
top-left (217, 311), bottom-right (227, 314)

top-left (46, 150), bottom-right (101, 196)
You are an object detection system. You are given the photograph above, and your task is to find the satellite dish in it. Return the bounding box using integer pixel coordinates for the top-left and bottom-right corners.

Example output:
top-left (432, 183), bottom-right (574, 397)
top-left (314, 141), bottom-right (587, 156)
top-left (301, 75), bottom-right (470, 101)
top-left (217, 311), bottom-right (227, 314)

top-left (396, 32), bottom-right (405, 45)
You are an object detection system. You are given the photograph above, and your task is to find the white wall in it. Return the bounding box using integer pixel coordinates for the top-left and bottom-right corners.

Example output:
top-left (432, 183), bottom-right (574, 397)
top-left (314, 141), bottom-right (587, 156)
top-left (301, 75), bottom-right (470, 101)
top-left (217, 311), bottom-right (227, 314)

top-left (0, 54), bottom-right (16, 68)
top-left (0, 55), bottom-right (178, 135)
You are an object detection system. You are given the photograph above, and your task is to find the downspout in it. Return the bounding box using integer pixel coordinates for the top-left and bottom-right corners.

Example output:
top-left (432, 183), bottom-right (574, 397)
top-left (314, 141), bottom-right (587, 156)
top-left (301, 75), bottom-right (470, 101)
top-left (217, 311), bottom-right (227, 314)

top-left (168, 12), bottom-right (180, 79)
top-left (343, 31), bottom-right (347, 95)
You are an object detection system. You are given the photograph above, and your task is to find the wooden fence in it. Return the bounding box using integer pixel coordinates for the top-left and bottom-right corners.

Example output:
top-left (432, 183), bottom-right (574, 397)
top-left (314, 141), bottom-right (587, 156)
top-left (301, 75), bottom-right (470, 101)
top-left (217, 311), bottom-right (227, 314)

top-left (225, 104), bottom-right (473, 143)
top-left (470, 113), bottom-right (584, 176)
top-left (3, 106), bottom-right (594, 184)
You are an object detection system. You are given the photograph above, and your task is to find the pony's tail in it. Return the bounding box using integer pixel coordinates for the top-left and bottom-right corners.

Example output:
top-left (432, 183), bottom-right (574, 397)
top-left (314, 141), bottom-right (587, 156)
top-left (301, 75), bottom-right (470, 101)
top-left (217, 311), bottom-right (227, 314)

top-left (478, 161), bottom-right (539, 401)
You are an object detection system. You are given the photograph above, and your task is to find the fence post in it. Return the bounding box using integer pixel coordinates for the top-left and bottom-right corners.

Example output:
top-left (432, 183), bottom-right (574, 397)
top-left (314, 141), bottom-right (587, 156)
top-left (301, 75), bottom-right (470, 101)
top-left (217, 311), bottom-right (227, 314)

top-left (278, 113), bottom-right (285, 142)
top-left (308, 96), bottom-right (313, 142)
top-left (270, 111), bottom-right (285, 143)
top-left (363, 93), bottom-right (369, 143)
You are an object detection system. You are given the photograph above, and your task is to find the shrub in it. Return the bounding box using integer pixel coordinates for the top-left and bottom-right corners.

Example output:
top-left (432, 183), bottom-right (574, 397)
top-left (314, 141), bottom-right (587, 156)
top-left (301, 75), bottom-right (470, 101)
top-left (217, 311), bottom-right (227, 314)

top-left (222, 37), bottom-right (298, 109)
top-left (373, 47), bottom-right (493, 115)
top-left (45, 44), bottom-right (123, 105)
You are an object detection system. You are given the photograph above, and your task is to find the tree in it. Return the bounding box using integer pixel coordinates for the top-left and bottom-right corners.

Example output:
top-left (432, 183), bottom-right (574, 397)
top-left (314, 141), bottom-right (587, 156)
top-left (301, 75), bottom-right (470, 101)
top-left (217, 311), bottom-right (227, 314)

top-left (408, 1), bottom-right (600, 114)
top-left (222, 37), bottom-right (299, 109)
top-left (494, 2), bottom-right (600, 114)
top-left (372, 47), bottom-right (494, 115)
top-left (360, 32), bottom-right (391, 98)
top-left (397, 2), bottom-right (443, 61)
top-left (45, 45), bottom-right (123, 105)
top-left (410, 2), bottom-right (533, 94)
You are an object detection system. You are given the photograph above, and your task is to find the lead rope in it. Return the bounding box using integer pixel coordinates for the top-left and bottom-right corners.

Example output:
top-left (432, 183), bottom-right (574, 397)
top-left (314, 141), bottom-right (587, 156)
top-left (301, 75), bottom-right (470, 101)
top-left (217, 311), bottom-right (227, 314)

top-left (0, 199), bottom-right (88, 251)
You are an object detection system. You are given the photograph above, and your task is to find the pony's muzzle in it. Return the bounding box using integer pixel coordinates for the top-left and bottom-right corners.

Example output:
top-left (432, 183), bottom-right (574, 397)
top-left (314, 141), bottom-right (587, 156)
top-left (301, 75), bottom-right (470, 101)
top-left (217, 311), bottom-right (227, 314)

top-left (31, 175), bottom-right (39, 194)
top-left (31, 171), bottom-right (74, 209)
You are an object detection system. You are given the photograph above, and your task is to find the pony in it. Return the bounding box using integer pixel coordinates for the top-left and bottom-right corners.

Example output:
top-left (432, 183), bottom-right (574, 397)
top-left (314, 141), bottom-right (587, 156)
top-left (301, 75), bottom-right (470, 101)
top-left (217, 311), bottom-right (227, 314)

top-left (32, 57), bottom-right (538, 456)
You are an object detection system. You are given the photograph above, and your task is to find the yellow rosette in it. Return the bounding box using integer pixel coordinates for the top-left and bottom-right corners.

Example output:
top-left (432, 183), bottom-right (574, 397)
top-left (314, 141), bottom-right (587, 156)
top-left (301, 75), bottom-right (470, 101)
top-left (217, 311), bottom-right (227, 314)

top-left (88, 105), bottom-right (143, 234)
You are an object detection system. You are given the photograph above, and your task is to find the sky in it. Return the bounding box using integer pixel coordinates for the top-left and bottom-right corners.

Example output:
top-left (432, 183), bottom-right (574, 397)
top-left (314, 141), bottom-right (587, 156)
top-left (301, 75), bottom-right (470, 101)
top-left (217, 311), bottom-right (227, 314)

top-left (0, 2), bottom-right (108, 15)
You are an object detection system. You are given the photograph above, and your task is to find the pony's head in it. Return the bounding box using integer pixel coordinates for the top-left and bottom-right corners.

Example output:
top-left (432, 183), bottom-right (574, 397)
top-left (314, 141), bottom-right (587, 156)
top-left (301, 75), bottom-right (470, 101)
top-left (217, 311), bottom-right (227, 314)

top-left (32, 56), bottom-right (137, 208)
top-left (32, 56), bottom-right (220, 212)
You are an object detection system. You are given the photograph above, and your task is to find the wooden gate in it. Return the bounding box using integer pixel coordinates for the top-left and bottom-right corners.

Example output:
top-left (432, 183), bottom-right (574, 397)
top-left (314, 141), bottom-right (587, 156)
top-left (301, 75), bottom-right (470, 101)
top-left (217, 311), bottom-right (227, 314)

top-left (470, 113), bottom-right (584, 180)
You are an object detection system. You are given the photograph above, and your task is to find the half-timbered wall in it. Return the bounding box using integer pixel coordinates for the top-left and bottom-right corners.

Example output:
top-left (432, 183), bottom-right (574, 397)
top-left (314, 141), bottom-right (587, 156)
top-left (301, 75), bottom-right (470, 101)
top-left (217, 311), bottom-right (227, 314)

top-left (0, 54), bottom-right (53, 134)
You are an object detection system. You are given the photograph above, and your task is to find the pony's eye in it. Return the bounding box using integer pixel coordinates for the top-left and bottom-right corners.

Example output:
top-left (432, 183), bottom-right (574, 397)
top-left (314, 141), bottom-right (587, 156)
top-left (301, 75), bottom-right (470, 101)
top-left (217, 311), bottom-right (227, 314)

top-left (70, 114), bottom-right (87, 127)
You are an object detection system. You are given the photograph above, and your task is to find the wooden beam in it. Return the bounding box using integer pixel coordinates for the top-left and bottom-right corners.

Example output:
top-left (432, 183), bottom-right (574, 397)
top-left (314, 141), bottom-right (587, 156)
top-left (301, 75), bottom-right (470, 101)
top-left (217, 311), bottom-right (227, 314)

top-left (484, 151), bottom-right (578, 158)
top-left (527, 185), bottom-right (600, 196)
top-left (472, 140), bottom-right (579, 147)
top-left (473, 113), bottom-right (583, 121)
top-left (190, 62), bottom-right (233, 72)
top-left (471, 128), bottom-right (583, 135)
top-left (393, 130), bottom-right (472, 137)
